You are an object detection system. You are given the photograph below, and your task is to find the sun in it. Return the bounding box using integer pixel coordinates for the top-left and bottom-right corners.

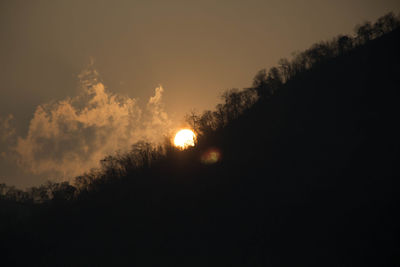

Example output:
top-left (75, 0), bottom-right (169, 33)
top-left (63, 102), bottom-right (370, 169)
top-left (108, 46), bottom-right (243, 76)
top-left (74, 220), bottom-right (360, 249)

top-left (174, 129), bottom-right (196, 149)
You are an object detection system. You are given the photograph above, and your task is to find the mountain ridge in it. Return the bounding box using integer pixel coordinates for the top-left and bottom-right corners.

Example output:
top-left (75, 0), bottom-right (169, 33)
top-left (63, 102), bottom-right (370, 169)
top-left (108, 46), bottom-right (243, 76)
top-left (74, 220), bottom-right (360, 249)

top-left (1, 17), bottom-right (400, 267)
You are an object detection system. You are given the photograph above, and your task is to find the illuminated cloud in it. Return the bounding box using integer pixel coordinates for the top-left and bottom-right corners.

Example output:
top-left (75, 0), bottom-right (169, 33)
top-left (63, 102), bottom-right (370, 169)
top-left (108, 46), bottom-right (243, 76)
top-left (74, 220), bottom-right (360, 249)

top-left (12, 65), bottom-right (171, 180)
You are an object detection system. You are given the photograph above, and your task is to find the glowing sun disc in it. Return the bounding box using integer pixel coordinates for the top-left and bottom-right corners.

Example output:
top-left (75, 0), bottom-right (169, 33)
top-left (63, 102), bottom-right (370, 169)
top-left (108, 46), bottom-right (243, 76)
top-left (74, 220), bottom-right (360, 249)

top-left (174, 129), bottom-right (196, 149)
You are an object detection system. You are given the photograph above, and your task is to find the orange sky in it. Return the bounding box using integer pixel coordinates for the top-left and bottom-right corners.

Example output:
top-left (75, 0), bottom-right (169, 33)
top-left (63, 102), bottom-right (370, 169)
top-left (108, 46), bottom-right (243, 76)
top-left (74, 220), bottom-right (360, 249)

top-left (1, 0), bottom-right (399, 187)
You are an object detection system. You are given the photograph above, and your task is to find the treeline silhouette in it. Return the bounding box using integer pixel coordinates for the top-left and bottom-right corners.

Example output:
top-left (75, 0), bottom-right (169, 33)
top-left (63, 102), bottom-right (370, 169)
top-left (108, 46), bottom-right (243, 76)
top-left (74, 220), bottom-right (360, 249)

top-left (1, 12), bottom-right (399, 204)
top-left (188, 12), bottom-right (400, 134)
top-left (1, 12), bottom-right (400, 266)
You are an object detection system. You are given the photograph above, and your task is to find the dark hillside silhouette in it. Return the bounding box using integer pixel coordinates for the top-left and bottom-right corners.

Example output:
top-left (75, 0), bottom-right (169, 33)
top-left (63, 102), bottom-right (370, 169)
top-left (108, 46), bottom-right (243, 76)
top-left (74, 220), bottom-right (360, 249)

top-left (1, 13), bottom-right (400, 266)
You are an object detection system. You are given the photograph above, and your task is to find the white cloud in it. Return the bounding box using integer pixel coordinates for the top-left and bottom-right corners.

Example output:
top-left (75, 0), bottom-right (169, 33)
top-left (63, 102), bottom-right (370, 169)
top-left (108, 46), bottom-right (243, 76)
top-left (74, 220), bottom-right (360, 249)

top-left (11, 65), bottom-right (171, 181)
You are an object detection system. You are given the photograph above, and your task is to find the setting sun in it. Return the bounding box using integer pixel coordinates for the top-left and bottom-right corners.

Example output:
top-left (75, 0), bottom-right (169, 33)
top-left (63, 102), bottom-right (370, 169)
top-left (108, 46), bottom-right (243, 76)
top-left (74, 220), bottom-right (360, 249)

top-left (174, 129), bottom-right (196, 149)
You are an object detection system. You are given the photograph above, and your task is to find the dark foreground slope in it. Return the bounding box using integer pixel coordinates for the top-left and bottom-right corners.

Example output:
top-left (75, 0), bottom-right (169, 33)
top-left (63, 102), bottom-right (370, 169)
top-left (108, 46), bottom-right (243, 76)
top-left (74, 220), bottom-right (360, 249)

top-left (1, 30), bottom-right (400, 266)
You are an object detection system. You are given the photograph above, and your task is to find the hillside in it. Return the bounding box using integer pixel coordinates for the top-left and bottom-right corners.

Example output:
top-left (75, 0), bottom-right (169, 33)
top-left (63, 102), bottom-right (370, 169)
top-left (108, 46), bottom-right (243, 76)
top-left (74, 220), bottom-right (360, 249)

top-left (1, 26), bottom-right (400, 267)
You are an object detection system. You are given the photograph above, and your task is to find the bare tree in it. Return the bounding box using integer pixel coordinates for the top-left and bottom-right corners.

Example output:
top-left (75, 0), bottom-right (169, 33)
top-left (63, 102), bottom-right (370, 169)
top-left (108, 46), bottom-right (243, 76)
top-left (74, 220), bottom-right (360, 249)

top-left (185, 109), bottom-right (200, 133)
top-left (337, 35), bottom-right (353, 55)
top-left (355, 21), bottom-right (374, 44)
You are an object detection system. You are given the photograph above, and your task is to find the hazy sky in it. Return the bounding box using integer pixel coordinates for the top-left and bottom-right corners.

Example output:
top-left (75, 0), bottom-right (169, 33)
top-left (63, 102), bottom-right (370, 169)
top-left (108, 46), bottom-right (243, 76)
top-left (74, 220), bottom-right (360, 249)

top-left (1, 0), bottom-right (399, 188)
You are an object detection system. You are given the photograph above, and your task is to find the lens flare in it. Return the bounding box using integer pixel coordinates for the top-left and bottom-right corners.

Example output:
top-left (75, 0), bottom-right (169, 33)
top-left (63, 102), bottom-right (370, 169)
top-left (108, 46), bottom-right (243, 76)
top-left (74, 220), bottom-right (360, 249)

top-left (201, 147), bottom-right (221, 164)
top-left (174, 129), bottom-right (196, 149)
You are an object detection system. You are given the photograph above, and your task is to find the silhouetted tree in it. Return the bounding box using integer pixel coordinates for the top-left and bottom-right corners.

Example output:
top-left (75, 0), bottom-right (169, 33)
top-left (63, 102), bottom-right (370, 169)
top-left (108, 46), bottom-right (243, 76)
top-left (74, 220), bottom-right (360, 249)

top-left (305, 41), bottom-right (335, 66)
top-left (185, 109), bottom-right (201, 133)
top-left (337, 35), bottom-right (353, 55)
top-left (222, 88), bottom-right (244, 121)
top-left (355, 21), bottom-right (374, 44)
top-left (253, 68), bottom-right (269, 99)
top-left (373, 12), bottom-right (400, 37)
top-left (0, 183), bottom-right (7, 197)
top-left (266, 67), bottom-right (283, 94)
top-left (253, 67), bottom-right (283, 99)
top-left (278, 58), bottom-right (293, 82)
top-left (213, 103), bottom-right (227, 128)
top-left (291, 51), bottom-right (309, 75)
top-left (198, 110), bottom-right (217, 134)
top-left (239, 87), bottom-right (258, 109)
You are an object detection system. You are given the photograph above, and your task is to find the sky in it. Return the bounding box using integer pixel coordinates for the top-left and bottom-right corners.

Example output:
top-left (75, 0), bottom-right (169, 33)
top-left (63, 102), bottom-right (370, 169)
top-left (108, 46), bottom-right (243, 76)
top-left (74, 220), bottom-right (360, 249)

top-left (1, 0), bottom-right (399, 188)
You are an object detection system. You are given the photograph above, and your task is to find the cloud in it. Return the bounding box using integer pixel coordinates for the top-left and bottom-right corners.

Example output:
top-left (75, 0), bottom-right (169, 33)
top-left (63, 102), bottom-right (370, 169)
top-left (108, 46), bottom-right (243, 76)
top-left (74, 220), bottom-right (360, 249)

top-left (11, 65), bottom-right (171, 181)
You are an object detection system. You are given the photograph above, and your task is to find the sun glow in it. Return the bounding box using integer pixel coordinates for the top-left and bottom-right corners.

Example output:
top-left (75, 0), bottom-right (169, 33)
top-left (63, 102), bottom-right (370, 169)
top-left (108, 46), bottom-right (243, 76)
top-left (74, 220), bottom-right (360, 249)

top-left (174, 129), bottom-right (196, 149)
